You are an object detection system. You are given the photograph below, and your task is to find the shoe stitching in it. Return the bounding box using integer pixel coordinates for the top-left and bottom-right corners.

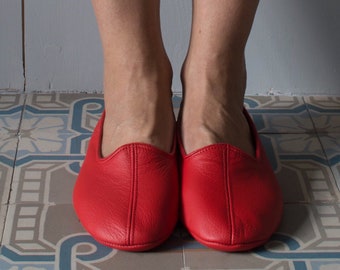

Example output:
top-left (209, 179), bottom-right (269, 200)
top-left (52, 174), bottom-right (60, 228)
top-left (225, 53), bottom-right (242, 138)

top-left (97, 143), bottom-right (175, 163)
top-left (225, 148), bottom-right (235, 246)
top-left (94, 113), bottom-right (177, 163)
top-left (126, 145), bottom-right (133, 246)
top-left (222, 149), bottom-right (231, 246)
top-left (132, 145), bottom-right (138, 245)
top-left (131, 145), bottom-right (139, 247)
top-left (183, 144), bottom-right (257, 161)
top-left (179, 108), bottom-right (261, 161)
top-left (127, 145), bottom-right (138, 246)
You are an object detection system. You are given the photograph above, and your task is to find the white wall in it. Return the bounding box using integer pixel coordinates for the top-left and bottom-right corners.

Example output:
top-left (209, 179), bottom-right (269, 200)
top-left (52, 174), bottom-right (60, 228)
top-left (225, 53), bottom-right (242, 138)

top-left (24, 0), bottom-right (102, 92)
top-left (247, 0), bottom-right (340, 95)
top-left (1, 0), bottom-right (340, 95)
top-left (0, 0), bottom-right (24, 91)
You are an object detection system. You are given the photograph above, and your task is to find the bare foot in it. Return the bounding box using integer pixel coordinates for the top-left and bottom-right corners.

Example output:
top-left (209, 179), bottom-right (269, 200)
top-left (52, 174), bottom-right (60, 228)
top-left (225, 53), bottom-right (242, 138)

top-left (180, 56), bottom-right (255, 157)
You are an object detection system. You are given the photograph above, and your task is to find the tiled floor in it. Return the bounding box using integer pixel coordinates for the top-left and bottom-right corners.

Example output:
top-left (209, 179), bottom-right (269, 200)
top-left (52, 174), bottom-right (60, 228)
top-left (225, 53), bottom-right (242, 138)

top-left (0, 93), bottom-right (340, 270)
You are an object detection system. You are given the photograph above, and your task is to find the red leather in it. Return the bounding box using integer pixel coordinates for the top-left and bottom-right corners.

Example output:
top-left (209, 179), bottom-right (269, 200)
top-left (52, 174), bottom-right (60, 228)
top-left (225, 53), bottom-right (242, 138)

top-left (179, 109), bottom-right (283, 251)
top-left (73, 113), bottom-right (179, 251)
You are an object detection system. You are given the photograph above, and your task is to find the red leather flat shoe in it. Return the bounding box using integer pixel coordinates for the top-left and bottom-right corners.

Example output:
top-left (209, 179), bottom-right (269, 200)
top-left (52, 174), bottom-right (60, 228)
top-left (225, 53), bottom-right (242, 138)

top-left (73, 113), bottom-right (179, 251)
top-left (179, 109), bottom-right (283, 252)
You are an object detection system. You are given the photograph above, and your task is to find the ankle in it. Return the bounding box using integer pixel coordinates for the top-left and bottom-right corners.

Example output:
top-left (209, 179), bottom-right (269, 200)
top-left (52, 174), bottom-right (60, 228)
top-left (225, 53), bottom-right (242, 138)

top-left (101, 55), bottom-right (175, 156)
top-left (104, 46), bottom-right (172, 76)
top-left (103, 56), bottom-right (173, 104)
top-left (181, 55), bottom-right (247, 112)
top-left (182, 52), bottom-right (246, 82)
top-left (180, 53), bottom-right (253, 155)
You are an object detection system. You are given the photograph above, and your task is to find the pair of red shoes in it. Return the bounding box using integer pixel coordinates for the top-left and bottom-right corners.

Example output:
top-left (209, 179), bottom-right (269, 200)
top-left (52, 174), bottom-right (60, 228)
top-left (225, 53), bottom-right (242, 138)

top-left (73, 109), bottom-right (283, 252)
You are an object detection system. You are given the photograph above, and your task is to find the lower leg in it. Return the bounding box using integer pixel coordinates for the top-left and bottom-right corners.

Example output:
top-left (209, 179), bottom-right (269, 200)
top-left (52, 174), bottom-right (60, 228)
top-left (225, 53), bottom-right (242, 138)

top-left (181, 0), bottom-right (259, 156)
top-left (92, 0), bottom-right (174, 156)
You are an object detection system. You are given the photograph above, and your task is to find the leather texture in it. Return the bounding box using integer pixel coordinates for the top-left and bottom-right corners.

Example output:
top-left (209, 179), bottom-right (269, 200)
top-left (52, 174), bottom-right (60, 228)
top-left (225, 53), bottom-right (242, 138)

top-left (179, 109), bottom-right (283, 252)
top-left (73, 113), bottom-right (179, 251)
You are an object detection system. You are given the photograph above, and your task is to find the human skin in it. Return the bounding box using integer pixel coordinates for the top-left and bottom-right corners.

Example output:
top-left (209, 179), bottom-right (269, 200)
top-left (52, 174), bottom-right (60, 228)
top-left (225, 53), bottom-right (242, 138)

top-left (91, 0), bottom-right (259, 157)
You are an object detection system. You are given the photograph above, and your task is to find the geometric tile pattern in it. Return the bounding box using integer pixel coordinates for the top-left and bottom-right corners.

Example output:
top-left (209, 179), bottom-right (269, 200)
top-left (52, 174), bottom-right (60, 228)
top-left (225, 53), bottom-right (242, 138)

top-left (304, 96), bottom-right (340, 190)
top-left (0, 93), bottom-right (340, 269)
top-left (0, 93), bottom-right (25, 246)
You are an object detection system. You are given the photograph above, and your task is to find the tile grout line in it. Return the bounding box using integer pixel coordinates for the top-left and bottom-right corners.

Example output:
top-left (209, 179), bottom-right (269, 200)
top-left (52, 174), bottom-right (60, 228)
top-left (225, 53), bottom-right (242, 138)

top-left (11, 93), bottom-right (28, 188)
top-left (303, 96), bottom-right (340, 193)
top-left (182, 245), bottom-right (186, 270)
top-left (0, 94), bottom-right (28, 245)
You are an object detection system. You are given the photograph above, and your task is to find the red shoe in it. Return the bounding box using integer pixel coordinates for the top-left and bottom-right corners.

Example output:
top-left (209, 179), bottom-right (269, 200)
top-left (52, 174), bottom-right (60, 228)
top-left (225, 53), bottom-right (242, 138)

top-left (73, 113), bottom-right (179, 251)
top-left (179, 109), bottom-right (283, 252)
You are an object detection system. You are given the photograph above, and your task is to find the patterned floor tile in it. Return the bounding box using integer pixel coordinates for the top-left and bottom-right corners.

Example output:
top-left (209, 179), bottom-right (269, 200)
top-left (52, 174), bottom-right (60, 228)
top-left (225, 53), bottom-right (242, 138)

top-left (0, 135), bottom-right (18, 205)
top-left (0, 136), bottom-right (16, 243)
top-left (0, 203), bottom-right (112, 269)
top-left (260, 134), bottom-right (340, 204)
top-left (319, 134), bottom-right (340, 191)
top-left (0, 94), bottom-right (25, 244)
top-left (0, 201), bottom-right (184, 269)
top-left (304, 96), bottom-right (340, 134)
top-left (306, 97), bottom-right (340, 192)
top-left (13, 93), bottom-right (104, 202)
top-left (1, 94), bottom-right (340, 269)
top-left (22, 93), bottom-right (104, 134)
top-left (245, 96), bottom-right (314, 134)
top-left (9, 161), bottom-right (78, 205)
top-left (0, 94), bottom-right (24, 171)
top-left (92, 247), bottom-right (184, 270)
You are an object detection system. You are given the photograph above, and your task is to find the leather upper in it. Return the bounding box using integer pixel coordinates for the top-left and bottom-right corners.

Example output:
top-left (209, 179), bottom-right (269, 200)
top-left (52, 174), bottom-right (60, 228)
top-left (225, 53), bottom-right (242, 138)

top-left (73, 113), bottom-right (179, 251)
top-left (179, 109), bottom-right (283, 251)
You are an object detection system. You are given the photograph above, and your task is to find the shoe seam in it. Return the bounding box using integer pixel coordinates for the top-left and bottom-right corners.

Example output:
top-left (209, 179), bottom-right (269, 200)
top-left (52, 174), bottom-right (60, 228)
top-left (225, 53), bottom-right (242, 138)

top-left (178, 108), bottom-right (261, 160)
top-left (222, 149), bottom-right (230, 245)
top-left (127, 145), bottom-right (138, 246)
top-left (93, 112), bottom-right (177, 163)
top-left (97, 143), bottom-right (176, 163)
top-left (182, 144), bottom-right (257, 161)
top-left (224, 148), bottom-right (234, 246)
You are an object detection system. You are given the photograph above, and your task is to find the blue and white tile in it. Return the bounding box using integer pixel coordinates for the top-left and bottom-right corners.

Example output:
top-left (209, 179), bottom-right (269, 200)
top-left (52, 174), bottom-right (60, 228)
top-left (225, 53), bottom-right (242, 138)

top-left (1, 203), bottom-right (184, 269)
top-left (2, 93), bottom-right (340, 269)
top-left (1, 202), bottom-right (115, 270)
top-left (0, 94), bottom-right (25, 243)
top-left (318, 134), bottom-right (340, 191)
top-left (0, 93), bottom-right (93, 266)
top-left (21, 93), bottom-right (103, 134)
top-left (14, 93), bottom-right (103, 181)
top-left (245, 96), bottom-right (314, 134)
top-left (304, 96), bottom-right (340, 191)
top-left (0, 94), bottom-right (24, 168)
top-left (11, 93), bottom-right (104, 204)
top-left (260, 133), bottom-right (340, 204)
top-left (304, 96), bottom-right (340, 134)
